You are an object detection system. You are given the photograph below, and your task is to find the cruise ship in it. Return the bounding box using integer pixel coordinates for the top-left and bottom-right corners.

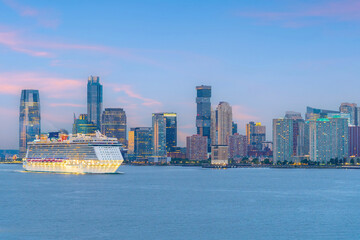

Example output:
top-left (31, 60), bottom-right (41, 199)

top-left (23, 131), bottom-right (123, 174)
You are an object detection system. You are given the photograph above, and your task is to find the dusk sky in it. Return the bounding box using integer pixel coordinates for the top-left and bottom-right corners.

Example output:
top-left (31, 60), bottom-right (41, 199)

top-left (1, 0), bottom-right (360, 149)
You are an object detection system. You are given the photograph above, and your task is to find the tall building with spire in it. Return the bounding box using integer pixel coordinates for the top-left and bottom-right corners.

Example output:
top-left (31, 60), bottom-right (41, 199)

top-left (19, 89), bottom-right (41, 157)
top-left (196, 85), bottom-right (211, 151)
top-left (87, 76), bottom-right (103, 129)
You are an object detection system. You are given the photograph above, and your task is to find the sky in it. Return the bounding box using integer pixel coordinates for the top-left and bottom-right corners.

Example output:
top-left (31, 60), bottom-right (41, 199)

top-left (0, 0), bottom-right (360, 149)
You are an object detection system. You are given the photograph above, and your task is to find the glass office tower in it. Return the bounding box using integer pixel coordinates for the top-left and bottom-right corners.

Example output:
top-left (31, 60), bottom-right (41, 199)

top-left (87, 76), bottom-right (103, 129)
top-left (196, 85), bottom-right (211, 152)
top-left (19, 89), bottom-right (41, 158)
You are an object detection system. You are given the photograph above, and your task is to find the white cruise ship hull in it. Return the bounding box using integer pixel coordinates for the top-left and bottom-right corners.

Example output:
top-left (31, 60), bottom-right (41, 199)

top-left (23, 160), bottom-right (123, 174)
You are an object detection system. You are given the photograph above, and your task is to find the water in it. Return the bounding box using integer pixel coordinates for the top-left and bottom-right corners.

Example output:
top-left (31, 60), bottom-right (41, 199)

top-left (1, 164), bottom-right (360, 240)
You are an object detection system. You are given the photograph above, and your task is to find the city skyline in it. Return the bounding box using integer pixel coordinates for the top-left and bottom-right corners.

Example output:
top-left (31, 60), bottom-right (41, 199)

top-left (1, 0), bottom-right (360, 149)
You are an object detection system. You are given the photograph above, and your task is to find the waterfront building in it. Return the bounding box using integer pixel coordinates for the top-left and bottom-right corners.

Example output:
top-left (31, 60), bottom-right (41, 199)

top-left (228, 134), bottom-right (247, 160)
top-left (167, 147), bottom-right (187, 160)
top-left (164, 113), bottom-right (177, 152)
top-left (72, 114), bottom-right (97, 135)
top-left (211, 145), bottom-right (229, 165)
top-left (132, 127), bottom-right (153, 160)
top-left (309, 117), bottom-right (348, 162)
top-left (246, 122), bottom-right (266, 151)
top-left (285, 111), bottom-right (306, 157)
top-left (273, 118), bottom-right (293, 163)
top-left (152, 113), bottom-right (177, 157)
top-left (196, 85), bottom-right (212, 152)
top-left (211, 102), bottom-right (232, 145)
top-left (101, 108), bottom-right (127, 145)
top-left (87, 76), bottom-right (103, 129)
top-left (186, 135), bottom-right (208, 161)
top-left (349, 126), bottom-right (360, 157)
top-left (232, 122), bottom-right (238, 135)
top-left (19, 89), bottom-right (41, 157)
top-left (305, 106), bottom-right (339, 121)
top-left (340, 103), bottom-right (357, 126)
top-left (152, 113), bottom-right (166, 157)
top-left (128, 129), bottom-right (135, 154)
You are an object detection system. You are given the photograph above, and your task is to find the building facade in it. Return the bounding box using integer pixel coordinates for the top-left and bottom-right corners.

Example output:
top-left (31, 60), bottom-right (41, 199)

top-left (349, 126), bottom-right (360, 157)
top-left (164, 113), bottom-right (177, 152)
top-left (246, 122), bottom-right (266, 151)
top-left (211, 145), bottom-right (229, 165)
top-left (132, 127), bottom-right (153, 160)
top-left (340, 103), bottom-right (357, 126)
top-left (87, 76), bottom-right (103, 129)
top-left (273, 118), bottom-right (293, 163)
top-left (309, 117), bottom-right (349, 162)
top-left (72, 114), bottom-right (97, 134)
top-left (228, 134), bottom-right (247, 160)
top-left (101, 108), bottom-right (127, 145)
top-left (196, 85), bottom-right (212, 152)
top-left (19, 89), bottom-right (41, 157)
top-left (186, 135), bottom-right (208, 161)
top-left (152, 113), bottom-right (167, 157)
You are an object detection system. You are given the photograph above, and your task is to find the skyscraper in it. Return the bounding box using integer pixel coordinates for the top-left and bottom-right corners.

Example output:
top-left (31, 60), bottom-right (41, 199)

top-left (186, 135), bottom-right (208, 161)
top-left (164, 113), bottom-right (177, 152)
top-left (305, 106), bottom-right (339, 121)
top-left (196, 85), bottom-right (211, 151)
top-left (131, 127), bottom-right (153, 160)
top-left (273, 118), bottom-right (293, 163)
top-left (152, 113), bottom-right (177, 157)
top-left (339, 103), bottom-right (357, 126)
top-left (246, 122), bottom-right (266, 151)
top-left (19, 89), bottom-right (41, 157)
top-left (309, 117), bottom-right (348, 162)
top-left (216, 102), bottom-right (232, 145)
top-left (284, 111), bottom-right (306, 157)
top-left (152, 113), bottom-right (167, 157)
top-left (87, 76), bottom-right (103, 129)
top-left (101, 108), bottom-right (127, 145)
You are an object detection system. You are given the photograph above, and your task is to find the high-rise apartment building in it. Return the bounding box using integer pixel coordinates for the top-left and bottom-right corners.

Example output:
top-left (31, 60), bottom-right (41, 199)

top-left (72, 114), bottom-right (97, 134)
top-left (284, 111), bottom-right (306, 157)
top-left (19, 89), bottom-right (41, 157)
top-left (228, 133), bottom-right (247, 159)
top-left (216, 102), bottom-right (232, 145)
top-left (309, 117), bottom-right (348, 162)
top-left (186, 135), bottom-right (208, 161)
top-left (87, 76), bottom-right (103, 129)
top-left (101, 108), bottom-right (127, 145)
top-left (246, 122), bottom-right (266, 151)
top-left (196, 85), bottom-right (212, 151)
top-left (339, 103), bottom-right (357, 126)
top-left (273, 118), bottom-right (293, 163)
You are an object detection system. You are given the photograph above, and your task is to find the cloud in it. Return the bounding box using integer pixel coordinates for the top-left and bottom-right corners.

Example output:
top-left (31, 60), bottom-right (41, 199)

top-left (114, 84), bottom-right (162, 107)
top-left (2, 0), bottom-right (60, 28)
top-left (237, 0), bottom-right (360, 27)
top-left (0, 72), bottom-right (83, 97)
top-left (0, 31), bottom-right (52, 57)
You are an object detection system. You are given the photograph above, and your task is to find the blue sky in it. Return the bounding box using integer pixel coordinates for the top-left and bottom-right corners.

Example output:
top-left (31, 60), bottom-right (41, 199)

top-left (0, 0), bottom-right (360, 149)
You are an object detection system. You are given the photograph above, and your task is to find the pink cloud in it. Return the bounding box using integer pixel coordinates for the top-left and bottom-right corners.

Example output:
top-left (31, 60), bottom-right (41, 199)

top-left (114, 84), bottom-right (162, 107)
top-left (237, 0), bottom-right (360, 26)
top-left (2, 0), bottom-right (60, 28)
top-left (0, 72), bottom-right (83, 97)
